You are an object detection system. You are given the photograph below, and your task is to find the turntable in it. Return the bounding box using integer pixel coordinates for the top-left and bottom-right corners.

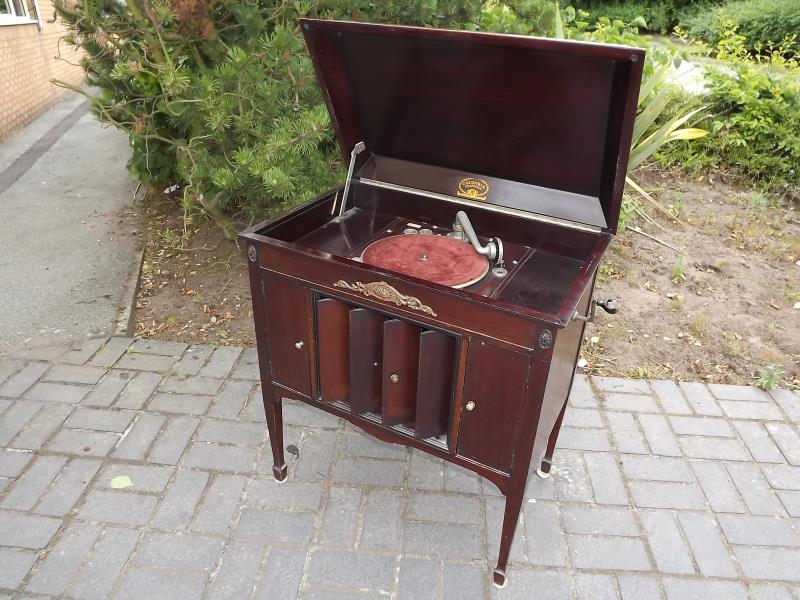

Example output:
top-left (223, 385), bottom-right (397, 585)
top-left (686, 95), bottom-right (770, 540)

top-left (241, 19), bottom-right (643, 588)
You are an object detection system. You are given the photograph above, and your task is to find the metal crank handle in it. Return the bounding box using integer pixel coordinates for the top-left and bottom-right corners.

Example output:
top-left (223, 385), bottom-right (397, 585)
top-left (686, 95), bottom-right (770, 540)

top-left (572, 298), bottom-right (619, 323)
top-left (454, 211), bottom-right (503, 264)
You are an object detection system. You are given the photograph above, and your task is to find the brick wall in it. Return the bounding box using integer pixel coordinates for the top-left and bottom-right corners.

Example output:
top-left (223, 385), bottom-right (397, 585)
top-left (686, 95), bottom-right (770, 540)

top-left (0, 0), bottom-right (85, 141)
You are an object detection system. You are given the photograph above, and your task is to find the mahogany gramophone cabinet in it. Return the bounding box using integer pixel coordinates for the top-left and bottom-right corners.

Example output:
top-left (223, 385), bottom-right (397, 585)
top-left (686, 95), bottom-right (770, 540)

top-left (240, 19), bottom-right (643, 587)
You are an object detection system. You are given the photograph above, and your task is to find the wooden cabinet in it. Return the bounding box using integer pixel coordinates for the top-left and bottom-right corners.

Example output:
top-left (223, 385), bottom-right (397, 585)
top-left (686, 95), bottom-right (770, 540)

top-left (263, 275), bottom-right (311, 397)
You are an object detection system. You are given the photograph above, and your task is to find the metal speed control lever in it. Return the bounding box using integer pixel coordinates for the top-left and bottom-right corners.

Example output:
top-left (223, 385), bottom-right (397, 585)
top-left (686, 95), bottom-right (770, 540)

top-left (572, 298), bottom-right (619, 323)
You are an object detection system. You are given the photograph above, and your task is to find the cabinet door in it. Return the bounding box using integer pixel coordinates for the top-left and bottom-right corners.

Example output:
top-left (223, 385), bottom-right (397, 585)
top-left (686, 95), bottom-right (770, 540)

top-left (264, 275), bottom-right (311, 396)
top-left (456, 341), bottom-right (530, 473)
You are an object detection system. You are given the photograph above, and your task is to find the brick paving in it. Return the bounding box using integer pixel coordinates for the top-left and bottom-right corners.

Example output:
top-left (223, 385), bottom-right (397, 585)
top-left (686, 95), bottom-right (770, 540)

top-left (0, 337), bottom-right (799, 599)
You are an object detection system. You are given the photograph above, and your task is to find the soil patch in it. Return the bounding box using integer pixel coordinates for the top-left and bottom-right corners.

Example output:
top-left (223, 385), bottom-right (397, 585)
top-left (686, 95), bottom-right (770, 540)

top-left (134, 172), bottom-right (799, 387)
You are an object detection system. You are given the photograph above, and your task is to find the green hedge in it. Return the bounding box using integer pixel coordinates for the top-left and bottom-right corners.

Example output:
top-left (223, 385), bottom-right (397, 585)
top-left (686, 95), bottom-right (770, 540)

top-left (683, 0), bottom-right (800, 51)
top-left (583, 1), bottom-right (672, 31)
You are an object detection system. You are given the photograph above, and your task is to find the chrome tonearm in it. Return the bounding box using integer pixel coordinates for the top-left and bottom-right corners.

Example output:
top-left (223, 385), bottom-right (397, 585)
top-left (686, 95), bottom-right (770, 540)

top-left (454, 211), bottom-right (504, 265)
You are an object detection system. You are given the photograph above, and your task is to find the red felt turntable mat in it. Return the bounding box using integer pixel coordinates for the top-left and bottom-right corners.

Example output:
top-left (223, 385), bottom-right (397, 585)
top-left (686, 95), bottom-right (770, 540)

top-left (361, 235), bottom-right (489, 289)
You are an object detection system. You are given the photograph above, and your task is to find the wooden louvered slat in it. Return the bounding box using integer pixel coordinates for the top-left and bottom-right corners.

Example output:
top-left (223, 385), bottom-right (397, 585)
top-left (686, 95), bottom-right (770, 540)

top-left (349, 308), bottom-right (384, 415)
top-left (316, 298), bottom-right (351, 403)
top-left (381, 319), bottom-right (420, 426)
top-left (415, 331), bottom-right (456, 440)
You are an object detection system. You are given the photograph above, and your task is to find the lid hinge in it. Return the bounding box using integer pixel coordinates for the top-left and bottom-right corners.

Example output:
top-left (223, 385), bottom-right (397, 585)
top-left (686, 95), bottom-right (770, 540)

top-left (335, 141), bottom-right (366, 221)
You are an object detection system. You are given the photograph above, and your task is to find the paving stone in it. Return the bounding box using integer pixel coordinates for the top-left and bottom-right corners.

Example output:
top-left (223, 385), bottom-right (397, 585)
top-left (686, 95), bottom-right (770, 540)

top-left (35, 458), bottom-right (102, 517)
top-left (561, 505), bottom-right (640, 536)
top-left (44, 364), bottom-right (107, 386)
top-left (604, 393), bottom-right (660, 413)
top-left (492, 569), bottom-right (572, 600)
top-left (134, 531), bottom-right (223, 571)
top-left (171, 345), bottom-right (214, 376)
top-left (606, 412), bottom-right (648, 454)
top-left (88, 337), bottom-right (133, 368)
top-left (317, 485), bottom-right (361, 547)
top-left (0, 359), bottom-right (24, 387)
top-left (0, 362), bottom-right (49, 397)
top-left (443, 562), bottom-right (484, 600)
top-left (630, 481), bottom-right (706, 510)
top-left (486, 497), bottom-right (527, 565)
top-left (553, 450), bottom-right (594, 503)
top-left (46, 429), bottom-right (120, 457)
top-left (114, 371), bottom-right (162, 409)
top-left (651, 380), bottom-right (692, 415)
top-left (575, 573), bottom-right (619, 600)
top-left (0, 548), bottom-right (37, 589)
top-left (584, 452), bottom-right (628, 505)
top-left (81, 370), bottom-right (132, 407)
top-left (196, 419), bottom-right (265, 446)
top-left (403, 521), bottom-right (482, 559)
top-left (159, 375), bottom-right (224, 396)
top-left (198, 347), bottom-right (242, 378)
top-left (621, 455), bottom-right (693, 482)
top-left (677, 512), bottom-right (738, 577)
top-left (151, 468), bottom-right (209, 530)
top-left (234, 508), bottom-right (314, 543)
top-left (68, 526), bottom-right (140, 600)
top-left (341, 430), bottom-right (408, 459)
top-left (283, 398), bottom-right (340, 428)
top-left (567, 535), bottom-right (651, 571)
top-left (409, 452), bottom-right (444, 491)
top-left (0, 510), bottom-right (62, 548)
top-left (208, 379), bottom-right (253, 419)
top-left (766, 424), bottom-right (800, 465)
top-left (208, 540), bottom-right (264, 600)
top-left (398, 558), bottom-right (439, 600)
top-left (563, 407), bottom-right (604, 428)
top-left (770, 389), bottom-right (800, 423)
top-left (131, 339), bottom-right (188, 356)
top-left (59, 337), bottom-right (108, 366)
top-left (708, 384), bottom-right (769, 402)
top-left (246, 477), bottom-right (323, 512)
top-left (761, 465), bottom-right (800, 491)
top-left (0, 398), bottom-right (11, 415)
top-left (253, 546), bottom-right (306, 600)
top-left (594, 377), bottom-right (650, 394)
top-left (308, 549), bottom-right (395, 591)
top-left (720, 400), bottom-right (783, 421)
top-left (112, 413), bottom-right (166, 461)
top-left (231, 361), bottom-right (260, 380)
top-left (662, 578), bottom-right (747, 600)
top-left (240, 388), bottom-right (267, 421)
top-left (734, 421), bottom-right (785, 463)
top-left (669, 415), bottom-right (733, 437)
top-left (727, 462), bottom-right (786, 516)
top-left (569, 373), bottom-right (598, 408)
top-left (148, 415), bottom-right (199, 464)
top-left (777, 490), bottom-right (800, 517)
top-left (115, 352), bottom-right (179, 372)
top-left (292, 428), bottom-right (338, 481)
top-left (333, 457), bottom-right (405, 487)
top-left (113, 570), bottom-right (206, 600)
top-left (444, 463), bottom-right (481, 494)
top-left (556, 426), bottom-right (611, 451)
top-left (689, 460), bottom-right (746, 513)
top-left (65, 407), bottom-right (135, 432)
top-left (679, 382), bottom-right (723, 416)
top-left (1, 455), bottom-right (67, 510)
top-left (12, 344), bottom-right (70, 361)
top-left (748, 584), bottom-right (795, 600)
top-left (408, 492), bottom-right (481, 525)
top-left (240, 347), bottom-right (259, 363)
top-left (640, 510), bottom-right (694, 574)
top-left (97, 464), bottom-right (174, 493)
top-left (26, 523), bottom-right (102, 596)
top-left (0, 401), bottom-right (45, 446)
top-left (9, 403), bottom-right (72, 450)
top-left (360, 488), bottom-right (404, 551)
top-left (618, 575), bottom-right (664, 600)
top-left (0, 448), bottom-right (32, 477)
top-left (25, 382), bottom-right (90, 403)
top-left (192, 473), bottom-right (247, 534)
top-left (717, 514), bottom-right (800, 546)
top-left (182, 442), bottom-right (256, 473)
top-left (732, 546), bottom-right (800, 582)
top-left (78, 490), bottom-right (157, 525)
top-left (637, 414), bottom-right (682, 456)
top-left (148, 392), bottom-right (212, 415)
top-left (679, 436), bottom-right (750, 461)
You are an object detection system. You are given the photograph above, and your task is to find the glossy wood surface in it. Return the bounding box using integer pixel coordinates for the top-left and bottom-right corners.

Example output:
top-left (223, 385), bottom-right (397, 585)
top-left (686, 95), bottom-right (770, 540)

top-left (316, 297), bottom-right (351, 403)
top-left (348, 307), bottom-right (385, 415)
top-left (382, 319), bottom-right (420, 426)
top-left (263, 274), bottom-right (311, 396)
top-left (415, 330), bottom-right (457, 440)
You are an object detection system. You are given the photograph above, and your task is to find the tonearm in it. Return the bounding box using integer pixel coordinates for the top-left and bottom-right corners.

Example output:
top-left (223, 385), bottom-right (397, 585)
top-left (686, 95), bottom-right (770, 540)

top-left (452, 211), bottom-right (504, 266)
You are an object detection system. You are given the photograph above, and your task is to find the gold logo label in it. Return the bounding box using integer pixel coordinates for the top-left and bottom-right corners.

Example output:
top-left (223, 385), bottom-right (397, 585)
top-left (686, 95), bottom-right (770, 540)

top-left (457, 177), bottom-right (489, 201)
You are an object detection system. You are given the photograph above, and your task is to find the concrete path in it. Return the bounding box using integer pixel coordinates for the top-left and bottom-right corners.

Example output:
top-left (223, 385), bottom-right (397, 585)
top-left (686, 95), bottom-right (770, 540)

top-left (1, 336), bottom-right (800, 599)
top-left (0, 95), bottom-right (142, 352)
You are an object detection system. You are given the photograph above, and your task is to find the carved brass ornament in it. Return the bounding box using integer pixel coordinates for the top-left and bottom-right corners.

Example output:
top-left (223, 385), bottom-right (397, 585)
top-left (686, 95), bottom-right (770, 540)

top-left (457, 177), bottom-right (489, 201)
top-left (333, 280), bottom-right (438, 317)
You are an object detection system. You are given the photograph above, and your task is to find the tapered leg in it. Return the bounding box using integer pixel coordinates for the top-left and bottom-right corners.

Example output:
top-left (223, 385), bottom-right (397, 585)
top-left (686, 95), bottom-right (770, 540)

top-left (537, 398), bottom-right (569, 479)
top-left (493, 485), bottom-right (525, 588)
top-left (263, 387), bottom-right (287, 482)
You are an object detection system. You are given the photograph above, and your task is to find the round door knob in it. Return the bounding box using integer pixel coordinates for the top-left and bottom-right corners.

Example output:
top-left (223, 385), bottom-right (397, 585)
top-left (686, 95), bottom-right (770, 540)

top-left (465, 401), bottom-right (476, 412)
top-left (390, 373), bottom-right (400, 384)
top-left (294, 341), bottom-right (304, 350)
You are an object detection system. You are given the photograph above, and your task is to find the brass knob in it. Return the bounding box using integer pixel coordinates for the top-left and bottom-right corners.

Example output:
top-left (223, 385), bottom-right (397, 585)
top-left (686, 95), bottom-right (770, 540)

top-left (465, 401), bottom-right (476, 412)
top-left (294, 341), bottom-right (304, 350)
top-left (390, 373), bottom-right (399, 384)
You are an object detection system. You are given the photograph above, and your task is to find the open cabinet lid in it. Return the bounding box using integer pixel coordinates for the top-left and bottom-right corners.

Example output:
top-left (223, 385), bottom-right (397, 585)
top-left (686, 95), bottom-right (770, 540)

top-left (301, 19), bottom-right (644, 234)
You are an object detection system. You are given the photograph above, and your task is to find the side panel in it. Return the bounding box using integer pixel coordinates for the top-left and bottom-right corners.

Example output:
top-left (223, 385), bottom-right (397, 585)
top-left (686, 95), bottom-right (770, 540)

top-left (264, 274), bottom-right (312, 396)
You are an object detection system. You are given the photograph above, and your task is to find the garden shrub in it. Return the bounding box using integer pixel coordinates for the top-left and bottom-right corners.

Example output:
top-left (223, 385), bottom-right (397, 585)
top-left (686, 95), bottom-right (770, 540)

top-left (581, 1), bottom-right (671, 32)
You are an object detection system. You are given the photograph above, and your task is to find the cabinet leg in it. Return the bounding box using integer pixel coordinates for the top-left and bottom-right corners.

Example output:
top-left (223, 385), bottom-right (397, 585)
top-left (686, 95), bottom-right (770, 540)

top-left (493, 486), bottom-right (524, 588)
top-left (537, 398), bottom-right (568, 479)
top-left (264, 388), bottom-right (288, 482)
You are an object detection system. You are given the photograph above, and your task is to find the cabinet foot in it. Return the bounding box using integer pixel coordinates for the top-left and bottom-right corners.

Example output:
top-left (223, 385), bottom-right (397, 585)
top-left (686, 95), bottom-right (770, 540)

top-left (492, 568), bottom-right (508, 588)
top-left (536, 460), bottom-right (552, 479)
top-left (273, 463), bottom-right (288, 482)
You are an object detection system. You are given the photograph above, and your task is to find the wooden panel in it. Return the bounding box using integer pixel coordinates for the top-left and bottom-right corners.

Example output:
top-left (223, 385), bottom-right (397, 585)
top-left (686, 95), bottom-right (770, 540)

top-left (415, 331), bottom-right (456, 440)
top-left (316, 298), bottom-right (351, 403)
top-left (264, 275), bottom-right (311, 396)
top-left (382, 319), bottom-right (420, 426)
top-left (457, 342), bottom-right (530, 473)
top-left (349, 308), bottom-right (384, 415)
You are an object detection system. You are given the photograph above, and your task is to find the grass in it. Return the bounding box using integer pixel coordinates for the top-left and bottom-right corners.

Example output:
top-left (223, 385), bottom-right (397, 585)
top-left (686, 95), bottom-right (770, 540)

top-left (754, 364), bottom-right (783, 390)
top-left (689, 316), bottom-right (709, 337)
top-left (671, 256), bottom-right (687, 284)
